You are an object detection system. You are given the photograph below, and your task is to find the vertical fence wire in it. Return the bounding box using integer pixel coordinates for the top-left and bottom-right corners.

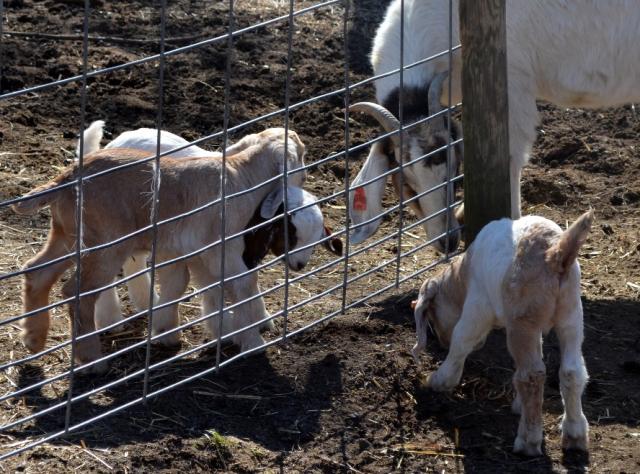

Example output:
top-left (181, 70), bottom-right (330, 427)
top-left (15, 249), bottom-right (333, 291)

top-left (444, 0), bottom-right (456, 257)
top-left (340, 0), bottom-right (351, 313)
top-left (0, 0), bottom-right (4, 95)
top-left (279, 0), bottom-right (295, 342)
top-left (394, 0), bottom-right (406, 288)
top-left (63, 0), bottom-right (91, 433)
top-left (215, 0), bottom-right (235, 371)
top-left (142, 0), bottom-right (168, 400)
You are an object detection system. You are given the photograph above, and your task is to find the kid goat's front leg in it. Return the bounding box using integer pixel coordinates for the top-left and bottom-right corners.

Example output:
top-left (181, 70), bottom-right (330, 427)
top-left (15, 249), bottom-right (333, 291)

top-left (226, 270), bottom-right (267, 352)
top-left (428, 292), bottom-right (493, 392)
top-left (151, 263), bottom-right (189, 347)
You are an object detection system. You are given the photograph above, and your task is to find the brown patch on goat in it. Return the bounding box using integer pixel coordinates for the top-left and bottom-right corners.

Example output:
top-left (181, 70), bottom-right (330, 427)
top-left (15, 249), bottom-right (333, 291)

top-left (242, 205), bottom-right (280, 270)
top-left (502, 223), bottom-right (561, 333)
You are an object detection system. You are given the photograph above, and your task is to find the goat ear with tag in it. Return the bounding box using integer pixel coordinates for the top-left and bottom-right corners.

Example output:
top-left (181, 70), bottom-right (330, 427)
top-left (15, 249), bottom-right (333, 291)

top-left (260, 187), bottom-right (285, 219)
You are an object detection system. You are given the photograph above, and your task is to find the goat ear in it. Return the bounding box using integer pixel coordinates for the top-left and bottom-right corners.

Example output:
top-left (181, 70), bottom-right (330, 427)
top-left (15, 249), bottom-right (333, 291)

top-left (411, 279), bottom-right (438, 364)
top-left (322, 225), bottom-right (343, 256)
top-left (454, 204), bottom-right (464, 225)
top-left (545, 209), bottom-right (594, 275)
top-left (260, 187), bottom-right (284, 219)
top-left (452, 120), bottom-right (464, 161)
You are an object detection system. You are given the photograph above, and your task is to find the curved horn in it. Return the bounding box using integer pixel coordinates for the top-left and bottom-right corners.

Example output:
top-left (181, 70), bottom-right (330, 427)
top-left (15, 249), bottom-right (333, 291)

top-left (349, 102), bottom-right (401, 149)
top-left (428, 71), bottom-right (449, 115)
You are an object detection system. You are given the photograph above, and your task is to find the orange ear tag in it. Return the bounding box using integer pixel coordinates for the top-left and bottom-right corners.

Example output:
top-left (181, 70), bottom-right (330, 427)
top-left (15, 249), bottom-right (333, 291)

top-left (353, 187), bottom-right (367, 211)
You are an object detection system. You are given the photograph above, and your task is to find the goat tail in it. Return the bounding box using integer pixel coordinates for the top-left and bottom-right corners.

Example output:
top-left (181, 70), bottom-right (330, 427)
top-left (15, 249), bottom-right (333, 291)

top-left (76, 120), bottom-right (105, 159)
top-left (545, 209), bottom-right (594, 275)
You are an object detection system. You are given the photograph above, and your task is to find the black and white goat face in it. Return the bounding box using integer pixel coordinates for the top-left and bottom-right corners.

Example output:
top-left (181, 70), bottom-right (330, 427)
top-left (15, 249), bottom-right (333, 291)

top-left (349, 72), bottom-right (462, 253)
top-left (243, 187), bottom-right (342, 272)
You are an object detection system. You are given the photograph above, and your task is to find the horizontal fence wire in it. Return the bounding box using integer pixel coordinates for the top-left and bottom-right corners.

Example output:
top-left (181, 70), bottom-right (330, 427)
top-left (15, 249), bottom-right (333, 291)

top-left (0, 0), bottom-right (463, 460)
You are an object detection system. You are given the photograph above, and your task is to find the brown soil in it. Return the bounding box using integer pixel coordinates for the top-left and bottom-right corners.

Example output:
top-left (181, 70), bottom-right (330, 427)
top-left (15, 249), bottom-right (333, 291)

top-left (1, 1), bottom-right (639, 472)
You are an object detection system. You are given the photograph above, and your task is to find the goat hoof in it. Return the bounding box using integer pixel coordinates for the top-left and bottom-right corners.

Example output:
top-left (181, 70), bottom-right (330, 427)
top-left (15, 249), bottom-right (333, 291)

top-left (239, 332), bottom-right (266, 353)
top-left (561, 417), bottom-right (589, 452)
top-left (103, 323), bottom-right (125, 335)
top-left (94, 312), bottom-right (125, 333)
top-left (513, 436), bottom-right (543, 457)
top-left (259, 318), bottom-right (275, 332)
top-left (21, 331), bottom-right (47, 354)
top-left (426, 371), bottom-right (457, 392)
top-left (95, 313), bottom-right (125, 334)
top-left (152, 330), bottom-right (181, 347)
top-left (75, 358), bottom-right (109, 376)
top-left (562, 434), bottom-right (588, 452)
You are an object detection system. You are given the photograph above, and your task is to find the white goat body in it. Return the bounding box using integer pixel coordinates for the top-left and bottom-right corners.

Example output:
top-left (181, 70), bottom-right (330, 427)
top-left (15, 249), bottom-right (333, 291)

top-left (352, 0), bottom-right (640, 245)
top-left (413, 210), bottom-right (594, 455)
top-left (76, 120), bottom-right (219, 159)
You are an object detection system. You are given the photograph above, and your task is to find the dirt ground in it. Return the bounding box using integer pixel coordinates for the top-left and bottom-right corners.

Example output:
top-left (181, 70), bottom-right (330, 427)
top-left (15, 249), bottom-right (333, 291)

top-left (1, 1), bottom-right (639, 472)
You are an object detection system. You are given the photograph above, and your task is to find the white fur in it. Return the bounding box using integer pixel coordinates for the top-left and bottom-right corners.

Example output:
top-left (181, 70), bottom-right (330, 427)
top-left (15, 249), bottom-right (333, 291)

top-left (352, 0), bottom-right (640, 244)
top-left (287, 187), bottom-right (326, 269)
top-left (105, 127), bottom-right (219, 158)
top-left (75, 120), bottom-right (105, 157)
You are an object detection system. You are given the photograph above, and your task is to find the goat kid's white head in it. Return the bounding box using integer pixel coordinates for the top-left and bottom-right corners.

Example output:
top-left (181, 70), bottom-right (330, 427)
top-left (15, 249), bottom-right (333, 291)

top-left (349, 72), bottom-right (461, 253)
top-left (257, 186), bottom-right (342, 271)
top-left (411, 272), bottom-right (460, 364)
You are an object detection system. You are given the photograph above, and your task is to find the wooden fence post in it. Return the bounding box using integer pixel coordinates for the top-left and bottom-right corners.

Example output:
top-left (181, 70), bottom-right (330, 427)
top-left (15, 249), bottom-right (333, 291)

top-left (459, 0), bottom-right (511, 245)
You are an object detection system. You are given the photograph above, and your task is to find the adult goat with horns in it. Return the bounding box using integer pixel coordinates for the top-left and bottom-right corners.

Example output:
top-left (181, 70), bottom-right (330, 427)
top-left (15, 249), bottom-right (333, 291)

top-left (349, 0), bottom-right (640, 251)
top-left (348, 1), bottom-right (463, 254)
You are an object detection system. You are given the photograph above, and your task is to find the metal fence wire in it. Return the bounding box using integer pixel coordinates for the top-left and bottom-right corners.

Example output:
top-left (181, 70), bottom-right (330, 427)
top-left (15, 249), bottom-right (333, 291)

top-left (0, 0), bottom-right (463, 459)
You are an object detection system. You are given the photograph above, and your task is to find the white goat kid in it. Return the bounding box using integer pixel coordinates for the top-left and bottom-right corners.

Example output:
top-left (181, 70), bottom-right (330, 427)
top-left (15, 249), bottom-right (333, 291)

top-left (351, 0), bottom-right (640, 248)
top-left (150, 183), bottom-right (343, 348)
top-left (412, 210), bottom-right (593, 456)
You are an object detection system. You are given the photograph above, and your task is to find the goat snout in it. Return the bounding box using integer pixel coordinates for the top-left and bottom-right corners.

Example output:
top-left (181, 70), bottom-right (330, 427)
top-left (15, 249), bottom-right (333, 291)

top-left (292, 261), bottom-right (306, 271)
top-left (435, 229), bottom-right (460, 254)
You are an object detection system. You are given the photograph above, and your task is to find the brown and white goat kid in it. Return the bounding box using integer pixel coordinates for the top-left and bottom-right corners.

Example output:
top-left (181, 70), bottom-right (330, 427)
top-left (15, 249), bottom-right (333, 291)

top-left (77, 123), bottom-right (341, 334)
top-left (412, 210), bottom-right (593, 456)
top-left (13, 128), bottom-right (306, 373)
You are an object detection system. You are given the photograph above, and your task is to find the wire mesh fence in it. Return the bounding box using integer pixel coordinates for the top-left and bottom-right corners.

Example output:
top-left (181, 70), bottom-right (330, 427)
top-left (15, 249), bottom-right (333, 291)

top-left (0, 0), bottom-right (463, 459)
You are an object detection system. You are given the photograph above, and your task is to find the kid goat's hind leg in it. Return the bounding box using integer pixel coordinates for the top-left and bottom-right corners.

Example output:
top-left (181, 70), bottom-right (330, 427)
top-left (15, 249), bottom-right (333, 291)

top-left (556, 318), bottom-right (589, 452)
top-left (21, 223), bottom-right (73, 353)
top-left (507, 322), bottom-right (545, 456)
top-left (61, 249), bottom-right (126, 374)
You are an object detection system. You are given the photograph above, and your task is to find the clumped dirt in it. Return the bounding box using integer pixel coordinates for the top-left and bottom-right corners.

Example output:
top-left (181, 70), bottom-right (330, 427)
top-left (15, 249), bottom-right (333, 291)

top-left (1, 1), bottom-right (639, 473)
